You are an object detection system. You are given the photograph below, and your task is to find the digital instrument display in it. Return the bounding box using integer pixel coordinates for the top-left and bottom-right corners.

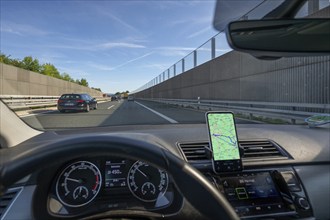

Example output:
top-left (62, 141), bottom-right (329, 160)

top-left (206, 112), bottom-right (242, 173)
top-left (105, 159), bottom-right (127, 188)
top-left (220, 172), bottom-right (294, 217)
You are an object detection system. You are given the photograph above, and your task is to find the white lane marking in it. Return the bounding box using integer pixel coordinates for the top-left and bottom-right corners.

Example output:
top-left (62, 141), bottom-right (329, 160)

top-left (107, 105), bottom-right (115, 109)
top-left (20, 110), bottom-right (58, 118)
top-left (135, 101), bottom-right (178, 124)
top-left (98, 100), bottom-right (112, 104)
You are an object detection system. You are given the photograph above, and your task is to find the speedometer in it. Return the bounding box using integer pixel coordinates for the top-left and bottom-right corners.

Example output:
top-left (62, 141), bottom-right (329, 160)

top-left (55, 161), bottom-right (102, 207)
top-left (127, 161), bottom-right (168, 202)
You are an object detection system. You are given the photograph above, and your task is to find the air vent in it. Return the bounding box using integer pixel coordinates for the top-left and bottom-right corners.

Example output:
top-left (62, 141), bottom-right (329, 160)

top-left (178, 142), bottom-right (211, 162)
top-left (239, 140), bottom-right (289, 160)
top-left (178, 140), bottom-right (290, 162)
top-left (0, 187), bottom-right (22, 218)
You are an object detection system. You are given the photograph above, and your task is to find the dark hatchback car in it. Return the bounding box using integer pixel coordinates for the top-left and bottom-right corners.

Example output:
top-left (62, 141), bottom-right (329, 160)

top-left (57, 93), bottom-right (97, 112)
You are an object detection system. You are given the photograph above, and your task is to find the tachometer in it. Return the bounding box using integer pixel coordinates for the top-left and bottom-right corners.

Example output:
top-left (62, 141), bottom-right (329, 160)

top-left (127, 161), bottom-right (168, 202)
top-left (55, 161), bottom-right (102, 207)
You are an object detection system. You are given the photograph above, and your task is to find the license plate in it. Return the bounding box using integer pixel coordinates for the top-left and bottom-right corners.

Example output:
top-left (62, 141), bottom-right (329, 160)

top-left (64, 103), bottom-right (74, 106)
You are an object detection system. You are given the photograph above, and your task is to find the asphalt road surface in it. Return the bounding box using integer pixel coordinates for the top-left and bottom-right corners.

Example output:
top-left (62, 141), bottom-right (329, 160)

top-left (21, 99), bottom-right (256, 129)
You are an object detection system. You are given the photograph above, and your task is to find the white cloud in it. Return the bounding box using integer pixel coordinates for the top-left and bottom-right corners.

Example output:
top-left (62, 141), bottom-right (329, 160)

top-left (0, 21), bottom-right (50, 36)
top-left (99, 42), bottom-right (145, 49)
top-left (45, 44), bottom-right (93, 51)
top-left (187, 26), bottom-right (213, 39)
top-left (87, 52), bottom-right (154, 73)
top-left (86, 3), bottom-right (142, 35)
top-left (88, 63), bottom-right (114, 71)
top-left (155, 46), bottom-right (196, 57)
top-left (159, 50), bottom-right (189, 57)
top-left (44, 41), bottom-right (146, 51)
top-left (110, 52), bottom-right (154, 71)
top-left (140, 63), bottom-right (171, 71)
top-left (156, 46), bottom-right (196, 51)
top-left (0, 27), bottom-right (22, 36)
top-left (106, 13), bottom-right (140, 34)
top-left (57, 66), bottom-right (90, 77)
top-left (168, 14), bottom-right (211, 27)
top-left (156, 45), bottom-right (230, 56)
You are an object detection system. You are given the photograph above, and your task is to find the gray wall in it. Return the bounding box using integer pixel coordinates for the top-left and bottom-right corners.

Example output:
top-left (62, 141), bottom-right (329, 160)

top-left (0, 63), bottom-right (103, 97)
top-left (136, 51), bottom-right (330, 105)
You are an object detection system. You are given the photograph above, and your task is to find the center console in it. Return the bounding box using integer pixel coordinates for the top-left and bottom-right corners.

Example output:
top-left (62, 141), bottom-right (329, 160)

top-left (208, 168), bottom-right (313, 219)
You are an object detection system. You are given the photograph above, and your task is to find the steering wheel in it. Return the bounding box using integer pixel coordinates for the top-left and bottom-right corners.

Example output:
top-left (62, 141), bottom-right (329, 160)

top-left (0, 133), bottom-right (239, 220)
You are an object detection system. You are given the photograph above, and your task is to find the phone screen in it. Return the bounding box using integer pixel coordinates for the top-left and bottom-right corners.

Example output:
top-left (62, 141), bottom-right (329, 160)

top-left (206, 112), bottom-right (242, 173)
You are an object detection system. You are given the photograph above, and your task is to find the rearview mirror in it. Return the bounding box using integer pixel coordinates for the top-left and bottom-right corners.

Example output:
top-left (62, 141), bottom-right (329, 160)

top-left (226, 19), bottom-right (330, 58)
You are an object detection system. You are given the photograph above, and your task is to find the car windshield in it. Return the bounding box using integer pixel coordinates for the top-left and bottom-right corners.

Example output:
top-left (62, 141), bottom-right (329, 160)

top-left (0, 0), bottom-right (329, 130)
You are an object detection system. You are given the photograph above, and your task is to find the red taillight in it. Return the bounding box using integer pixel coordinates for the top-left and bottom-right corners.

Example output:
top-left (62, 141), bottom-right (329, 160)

top-left (76, 99), bottom-right (84, 103)
top-left (58, 99), bottom-right (63, 103)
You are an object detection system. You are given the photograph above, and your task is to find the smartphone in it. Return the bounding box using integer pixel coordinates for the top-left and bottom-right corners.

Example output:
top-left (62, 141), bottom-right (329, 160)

top-left (206, 112), bottom-right (243, 173)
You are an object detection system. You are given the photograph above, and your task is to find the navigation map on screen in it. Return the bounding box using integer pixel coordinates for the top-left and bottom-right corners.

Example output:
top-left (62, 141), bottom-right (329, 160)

top-left (208, 113), bottom-right (240, 161)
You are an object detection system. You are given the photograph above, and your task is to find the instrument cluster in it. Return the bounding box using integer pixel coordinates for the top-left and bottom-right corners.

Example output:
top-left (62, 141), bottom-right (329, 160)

top-left (48, 157), bottom-right (180, 217)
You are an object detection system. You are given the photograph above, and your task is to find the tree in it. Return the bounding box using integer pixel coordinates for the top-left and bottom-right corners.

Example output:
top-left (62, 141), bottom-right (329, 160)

top-left (75, 78), bottom-right (89, 87)
top-left (91, 87), bottom-right (102, 92)
top-left (41, 63), bottom-right (61, 79)
top-left (0, 52), bottom-right (90, 87)
top-left (0, 53), bottom-right (12, 64)
top-left (122, 91), bottom-right (129, 98)
top-left (79, 78), bottom-right (89, 87)
top-left (21, 56), bottom-right (40, 72)
top-left (61, 72), bottom-right (74, 82)
top-left (10, 59), bottom-right (23, 68)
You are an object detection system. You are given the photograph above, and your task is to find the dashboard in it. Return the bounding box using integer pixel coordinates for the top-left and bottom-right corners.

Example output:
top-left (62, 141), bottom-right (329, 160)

top-left (38, 158), bottom-right (314, 219)
top-left (1, 123), bottom-right (329, 220)
top-left (43, 159), bottom-right (313, 219)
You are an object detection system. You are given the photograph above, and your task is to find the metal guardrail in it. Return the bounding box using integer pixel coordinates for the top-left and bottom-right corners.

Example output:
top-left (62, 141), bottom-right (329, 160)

top-left (0, 95), bottom-right (109, 111)
top-left (0, 95), bottom-right (60, 110)
top-left (141, 98), bottom-right (330, 124)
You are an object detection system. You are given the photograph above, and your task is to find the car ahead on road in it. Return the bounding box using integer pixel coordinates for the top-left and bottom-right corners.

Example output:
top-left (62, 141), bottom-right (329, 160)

top-left (57, 93), bottom-right (97, 113)
top-left (110, 96), bottom-right (120, 101)
top-left (127, 96), bottom-right (134, 101)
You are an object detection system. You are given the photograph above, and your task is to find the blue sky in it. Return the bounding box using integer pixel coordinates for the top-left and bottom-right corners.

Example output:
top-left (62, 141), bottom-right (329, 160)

top-left (0, 0), bottom-right (228, 93)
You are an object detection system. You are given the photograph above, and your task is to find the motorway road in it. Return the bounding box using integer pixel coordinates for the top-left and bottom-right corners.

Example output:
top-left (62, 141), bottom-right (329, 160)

top-left (21, 99), bottom-right (255, 129)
